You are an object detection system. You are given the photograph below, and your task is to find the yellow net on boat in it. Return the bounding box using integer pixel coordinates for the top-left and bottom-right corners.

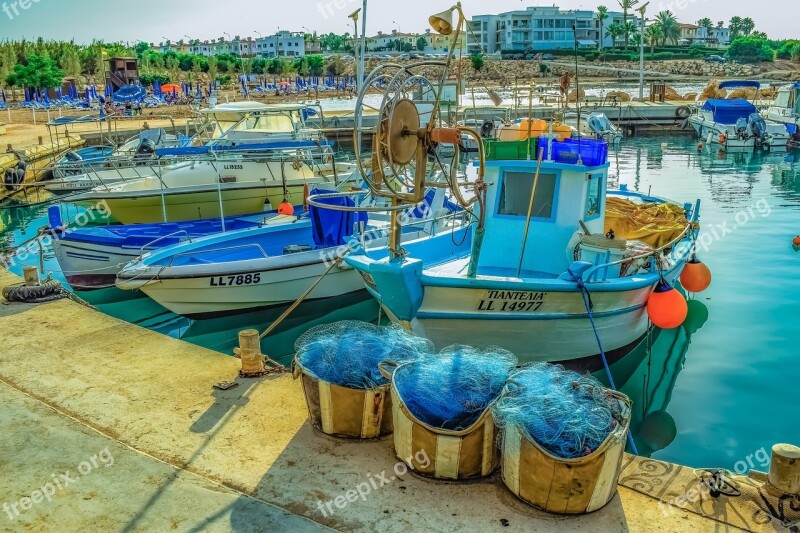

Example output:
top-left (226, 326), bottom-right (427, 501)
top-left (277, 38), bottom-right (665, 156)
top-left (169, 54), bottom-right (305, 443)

top-left (604, 197), bottom-right (691, 249)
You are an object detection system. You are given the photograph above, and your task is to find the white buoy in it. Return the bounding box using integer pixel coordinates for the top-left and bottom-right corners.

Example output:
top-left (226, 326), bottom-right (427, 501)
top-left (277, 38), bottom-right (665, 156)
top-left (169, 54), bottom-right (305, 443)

top-left (661, 142), bottom-right (668, 149)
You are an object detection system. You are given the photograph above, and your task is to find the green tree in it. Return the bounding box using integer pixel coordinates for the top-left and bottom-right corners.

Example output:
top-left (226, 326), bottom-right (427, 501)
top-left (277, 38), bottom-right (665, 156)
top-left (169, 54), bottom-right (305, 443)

top-left (617, 0), bottom-right (640, 49)
top-left (697, 18), bottom-right (713, 43)
top-left (402, 42), bottom-right (413, 53)
top-left (134, 41), bottom-right (150, 57)
top-left (416, 36), bottom-right (427, 52)
top-left (645, 23), bottom-right (664, 53)
top-left (740, 17), bottom-right (755, 36)
top-left (307, 54), bottom-right (325, 76)
top-left (60, 46), bottom-right (82, 78)
top-left (206, 56), bottom-right (218, 81)
top-left (6, 54), bottom-right (64, 88)
top-left (729, 16), bottom-right (743, 40)
top-left (727, 36), bottom-right (774, 62)
top-left (607, 22), bottom-right (624, 49)
top-left (597, 6), bottom-right (609, 50)
top-left (470, 53), bottom-right (485, 71)
top-left (655, 11), bottom-right (680, 46)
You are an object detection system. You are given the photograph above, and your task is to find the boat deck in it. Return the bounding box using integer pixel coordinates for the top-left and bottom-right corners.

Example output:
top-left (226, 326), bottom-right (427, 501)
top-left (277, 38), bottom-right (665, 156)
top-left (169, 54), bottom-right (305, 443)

top-left (426, 256), bottom-right (559, 282)
top-left (0, 268), bottom-right (745, 531)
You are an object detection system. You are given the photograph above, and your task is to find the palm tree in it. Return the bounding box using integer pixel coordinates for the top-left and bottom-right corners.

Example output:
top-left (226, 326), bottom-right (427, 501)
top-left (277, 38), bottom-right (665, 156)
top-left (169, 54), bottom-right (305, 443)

top-left (623, 21), bottom-right (639, 46)
top-left (729, 16), bottom-right (743, 39)
top-left (655, 11), bottom-right (680, 46)
top-left (645, 23), bottom-right (664, 53)
top-left (697, 17), bottom-right (713, 43)
top-left (741, 17), bottom-right (755, 36)
top-left (618, 0), bottom-right (640, 49)
top-left (607, 22), bottom-right (624, 49)
top-left (597, 6), bottom-right (609, 50)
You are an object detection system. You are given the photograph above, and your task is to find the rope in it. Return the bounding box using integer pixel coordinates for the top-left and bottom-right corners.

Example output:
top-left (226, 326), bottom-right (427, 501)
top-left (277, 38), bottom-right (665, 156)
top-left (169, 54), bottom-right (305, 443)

top-left (258, 255), bottom-right (346, 340)
top-left (572, 271), bottom-right (640, 456)
top-left (2, 278), bottom-right (67, 304)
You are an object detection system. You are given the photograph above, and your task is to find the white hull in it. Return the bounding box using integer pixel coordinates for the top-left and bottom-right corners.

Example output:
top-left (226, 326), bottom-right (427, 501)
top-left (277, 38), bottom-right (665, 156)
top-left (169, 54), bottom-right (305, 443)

top-left (377, 282), bottom-right (658, 364)
top-left (134, 261), bottom-right (364, 317)
top-left (52, 238), bottom-right (150, 290)
top-left (688, 117), bottom-right (755, 149)
top-left (45, 166), bottom-right (163, 193)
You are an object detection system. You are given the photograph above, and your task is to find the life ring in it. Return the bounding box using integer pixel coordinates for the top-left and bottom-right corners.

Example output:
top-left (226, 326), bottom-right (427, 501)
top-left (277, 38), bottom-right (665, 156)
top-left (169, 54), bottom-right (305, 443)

top-left (675, 106), bottom-right (691, 119)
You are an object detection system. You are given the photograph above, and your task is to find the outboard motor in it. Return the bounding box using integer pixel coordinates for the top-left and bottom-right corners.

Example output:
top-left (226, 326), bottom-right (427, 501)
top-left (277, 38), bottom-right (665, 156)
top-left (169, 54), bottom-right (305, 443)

top-left (748, 113), bottom-right (767, 145)
top-left (735, 117), bottom-right (749, 139)
top-left (587, 112), bottom-right (612, 135)
top-left (480, 119), bottom-right (495, 139)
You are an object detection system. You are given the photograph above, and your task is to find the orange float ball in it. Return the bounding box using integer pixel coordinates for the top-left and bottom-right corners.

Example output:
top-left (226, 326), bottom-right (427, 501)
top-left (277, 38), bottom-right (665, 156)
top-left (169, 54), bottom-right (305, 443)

top-left (719, 134), bottom-right (727, 144)
top-left (680, 258), bottom-right (712, 293)
top-left (793, 235), bottom-right (800, 252)
top-left (278, 202), bottom-right (294, 216)
top-left (697, 142), bottom-right (704, 150)
top-left (647, 282), bottom-right (688, 330)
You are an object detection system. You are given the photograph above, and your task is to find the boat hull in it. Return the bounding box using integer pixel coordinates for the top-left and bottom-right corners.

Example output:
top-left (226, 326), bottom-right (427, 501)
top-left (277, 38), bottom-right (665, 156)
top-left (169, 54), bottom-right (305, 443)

top-left (132, 262), bottom-right (365, 318)
top-left (74, 184), bottom-right (301, 224)
top-left (53, 238), bottom-right (149, 290)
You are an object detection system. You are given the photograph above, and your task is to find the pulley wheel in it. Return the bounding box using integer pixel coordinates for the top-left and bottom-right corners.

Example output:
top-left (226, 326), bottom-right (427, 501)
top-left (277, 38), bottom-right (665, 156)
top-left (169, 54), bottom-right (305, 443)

top-left (385, 98), bottom-right (420, 166)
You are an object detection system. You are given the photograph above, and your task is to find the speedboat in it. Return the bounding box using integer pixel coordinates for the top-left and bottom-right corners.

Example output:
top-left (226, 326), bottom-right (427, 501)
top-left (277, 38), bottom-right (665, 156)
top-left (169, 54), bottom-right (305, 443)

top-left (688, 81), bottom-right (790, 150)
top-left (345, 137), bottom-right (701, 365)
top-left (48, 205), bottom-right (299, 290)
top-left (116, 188), bottom-right (467, 318)
top-left (762, 83), bottom-right (800, 142)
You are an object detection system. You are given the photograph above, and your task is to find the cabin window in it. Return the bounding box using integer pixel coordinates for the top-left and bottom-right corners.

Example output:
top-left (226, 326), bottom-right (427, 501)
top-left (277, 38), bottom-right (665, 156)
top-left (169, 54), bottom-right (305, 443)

top-left (585, 174), bottom-right (603, 220)
top-left (498, 171), bottom-right (557, 220)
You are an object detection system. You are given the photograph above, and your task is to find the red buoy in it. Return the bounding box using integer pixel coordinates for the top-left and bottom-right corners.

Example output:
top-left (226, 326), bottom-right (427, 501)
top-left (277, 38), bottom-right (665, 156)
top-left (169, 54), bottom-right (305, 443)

top-left (697, 142), bottom-right (704, 151)
top-left (647, 282), bottom-right (688, 330)
top-left (278, 202), bottom-right (294, 216)
top-left (793, 235), bottom-right (800, 252)
top-left (680, 257), bottom-right (712, 293)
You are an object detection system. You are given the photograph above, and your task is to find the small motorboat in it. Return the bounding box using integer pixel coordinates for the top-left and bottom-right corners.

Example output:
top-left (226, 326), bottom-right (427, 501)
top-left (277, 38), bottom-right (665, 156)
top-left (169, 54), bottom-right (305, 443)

top-left (762, 82), bottom-right (800, 142)
top-left (688, 81), bottom-right (790, 150)
top-left (48, 206), bottom-right (299, 290)
top-left (116, 188), bottom-right (467, 318)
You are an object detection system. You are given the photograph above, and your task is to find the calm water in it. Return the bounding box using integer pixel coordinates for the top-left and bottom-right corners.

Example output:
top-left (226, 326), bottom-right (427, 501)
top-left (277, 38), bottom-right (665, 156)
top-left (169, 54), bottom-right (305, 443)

top-left (2, 135), bottom-right (799, 472)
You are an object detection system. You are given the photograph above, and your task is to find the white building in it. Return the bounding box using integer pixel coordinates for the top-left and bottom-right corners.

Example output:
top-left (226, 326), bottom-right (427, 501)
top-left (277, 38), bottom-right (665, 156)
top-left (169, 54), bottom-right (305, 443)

top-left (470, 6), bottom-right (625, 53)
top-left (255, 32), bottom-right (306, 58)
top-left (166, 31), bottom-right (306, 58)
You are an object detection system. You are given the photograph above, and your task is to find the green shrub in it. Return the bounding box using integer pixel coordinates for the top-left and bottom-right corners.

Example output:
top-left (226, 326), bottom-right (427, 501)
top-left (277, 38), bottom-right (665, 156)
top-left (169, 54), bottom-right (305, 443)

top-left (727, 37), bottom-right (774, 62)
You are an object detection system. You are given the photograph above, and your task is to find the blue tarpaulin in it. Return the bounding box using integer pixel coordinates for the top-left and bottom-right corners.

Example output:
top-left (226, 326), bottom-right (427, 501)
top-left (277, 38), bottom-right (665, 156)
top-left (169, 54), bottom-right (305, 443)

top-left (702, 99), bottom-right (758, 124)
top-left (719, 80), bottom-right (761, 90)
top-left (308, 188), bottom-right (368, 248)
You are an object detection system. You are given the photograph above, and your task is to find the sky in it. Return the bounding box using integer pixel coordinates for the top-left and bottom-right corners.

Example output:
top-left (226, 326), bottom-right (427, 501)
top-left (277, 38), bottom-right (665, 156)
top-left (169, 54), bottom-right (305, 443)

top-left (0, 0), bottom-right (796, 43)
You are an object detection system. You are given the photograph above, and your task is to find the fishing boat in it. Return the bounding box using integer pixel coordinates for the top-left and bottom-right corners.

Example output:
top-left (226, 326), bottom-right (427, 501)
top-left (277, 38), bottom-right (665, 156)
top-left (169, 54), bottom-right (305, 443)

top-left (115, 188), bottom-right (467, 318)
top-left (68, 142), bottom-right (354, 224)
top-left (763, 83), bottom-right (800, 142)
top-left (47, 206), bottom-right (299, 290)
top-left (329, 35), bottom-right (703, 365)
top-left (688, 81), bottom-right (790, 150)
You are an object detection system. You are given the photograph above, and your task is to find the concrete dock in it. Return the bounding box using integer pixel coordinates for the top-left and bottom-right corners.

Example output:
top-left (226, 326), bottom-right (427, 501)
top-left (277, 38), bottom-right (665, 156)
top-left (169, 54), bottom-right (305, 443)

top-left (0, 268), bottom-right (745, 532)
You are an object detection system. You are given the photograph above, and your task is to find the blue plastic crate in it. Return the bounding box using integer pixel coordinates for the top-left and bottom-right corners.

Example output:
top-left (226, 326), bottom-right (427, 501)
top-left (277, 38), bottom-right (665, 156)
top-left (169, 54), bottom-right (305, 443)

top-left (551, 139), bottom-right (608, 166)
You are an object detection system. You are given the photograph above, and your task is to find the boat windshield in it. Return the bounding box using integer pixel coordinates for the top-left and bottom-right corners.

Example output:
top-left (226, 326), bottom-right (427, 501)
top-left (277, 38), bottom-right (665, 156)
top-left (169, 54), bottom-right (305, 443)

top-left (231, 113), bottom-right (296, 134)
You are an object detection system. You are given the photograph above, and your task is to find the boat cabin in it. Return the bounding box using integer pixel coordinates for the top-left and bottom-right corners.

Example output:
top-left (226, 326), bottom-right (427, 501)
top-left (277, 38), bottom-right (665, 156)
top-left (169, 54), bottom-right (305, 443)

top-left (200, 103), bottom-right (313, 142)
top-left (476, 138), bottom-right (610, 278)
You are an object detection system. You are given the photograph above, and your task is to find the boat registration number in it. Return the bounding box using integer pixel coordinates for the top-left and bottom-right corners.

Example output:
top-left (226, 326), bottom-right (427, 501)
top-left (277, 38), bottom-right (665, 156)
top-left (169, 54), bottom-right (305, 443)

top-left (223, 164), bottom-right (244, 170)
top-left (210, 273), bottom-right (262, 286)
top-left (476, 290), bottom-right (547, 312)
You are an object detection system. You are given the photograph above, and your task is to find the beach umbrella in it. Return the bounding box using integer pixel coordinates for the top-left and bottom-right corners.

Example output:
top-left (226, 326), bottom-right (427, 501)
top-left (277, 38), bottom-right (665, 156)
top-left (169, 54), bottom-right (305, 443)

top-left (111, 84), bottom-right (146, 103)
top-left (43, 88), bottom-right (49, 103)
top-left (85, 87), bottom-right (90, 103)
top-left (154, 79), bottom-right (161, 96)
top-left (173, 87), bottom-right (177, 99)
top-left (56, 87), bottom-right (62, 99)
top-left (2, 88), bottom-right (6, 103)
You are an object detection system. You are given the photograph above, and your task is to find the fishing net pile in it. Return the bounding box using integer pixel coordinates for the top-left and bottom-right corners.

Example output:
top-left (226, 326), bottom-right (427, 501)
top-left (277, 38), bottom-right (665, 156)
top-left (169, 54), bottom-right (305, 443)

top-left (295, 321), bottom-right (431, 390)
top-left (394, 345), bottom-right (518, 431)
top-left (493, 363), bottom-right (624, 459)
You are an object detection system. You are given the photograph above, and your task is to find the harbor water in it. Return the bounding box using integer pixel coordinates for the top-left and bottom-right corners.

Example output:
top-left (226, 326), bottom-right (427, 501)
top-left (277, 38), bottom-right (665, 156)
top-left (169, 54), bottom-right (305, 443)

top-left (2, 134), bottom-right (799, 473)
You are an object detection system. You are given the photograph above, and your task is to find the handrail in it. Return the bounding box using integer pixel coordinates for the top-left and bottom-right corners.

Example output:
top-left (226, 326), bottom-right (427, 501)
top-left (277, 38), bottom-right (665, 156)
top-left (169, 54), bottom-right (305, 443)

top-left (137, 230), bottom-right (191, 258)
top-left (165, 243), bottom-right (269, 268)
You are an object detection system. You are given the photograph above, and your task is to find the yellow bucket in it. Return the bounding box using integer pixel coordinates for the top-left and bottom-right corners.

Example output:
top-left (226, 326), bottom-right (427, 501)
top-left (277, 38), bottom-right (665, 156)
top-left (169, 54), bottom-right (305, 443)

top-left (501, 390), bottom-right (631, 514)
top-left (381, 362), bottom-right (501, 480)
top-left (293, 359), bottom-right (392, 439)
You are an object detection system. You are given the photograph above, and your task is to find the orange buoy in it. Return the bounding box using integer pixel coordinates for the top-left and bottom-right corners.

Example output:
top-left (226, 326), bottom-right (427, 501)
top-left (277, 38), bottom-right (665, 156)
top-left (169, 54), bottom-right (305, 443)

top-left (697, 142), bottom-right (704, 150)
top-left (793, 235), bottom-right (800, 252)
top-left (719, 134), bottom-right (727, 144)
top-left (647, 282), bottom-right (688, 330)
top-left (278, 202), bottom-right (294, 216)
top-left (680, 257), bottom-right (712, 293)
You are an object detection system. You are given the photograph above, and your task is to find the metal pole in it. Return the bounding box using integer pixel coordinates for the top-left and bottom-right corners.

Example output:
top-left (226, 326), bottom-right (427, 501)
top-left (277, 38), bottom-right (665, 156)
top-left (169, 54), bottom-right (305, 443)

top-left (639, 12), bottom-right (645, 101)
top-left (359, 0), bottom-right (368, 89)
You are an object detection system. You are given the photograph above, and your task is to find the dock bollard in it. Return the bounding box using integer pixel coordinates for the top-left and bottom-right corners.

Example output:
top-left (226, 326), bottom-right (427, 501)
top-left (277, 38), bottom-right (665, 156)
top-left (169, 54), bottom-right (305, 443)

top-left (23, 266), bottom-right (40, 287)
top-left (237, 329), bottom-right (266, 377)
top-left (768, 444), bottom-right (800, 495)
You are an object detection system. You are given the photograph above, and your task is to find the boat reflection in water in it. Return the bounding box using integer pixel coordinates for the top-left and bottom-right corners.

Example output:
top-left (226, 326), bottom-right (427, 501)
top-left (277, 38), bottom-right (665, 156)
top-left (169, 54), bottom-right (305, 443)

top-left (608, 297), bottom-right (709, 457)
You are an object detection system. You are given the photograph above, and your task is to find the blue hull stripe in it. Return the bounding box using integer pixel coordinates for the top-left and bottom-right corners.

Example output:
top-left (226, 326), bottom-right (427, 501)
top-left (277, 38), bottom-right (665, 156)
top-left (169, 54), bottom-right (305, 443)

top-left (415, 303), bottom-right (647, 321)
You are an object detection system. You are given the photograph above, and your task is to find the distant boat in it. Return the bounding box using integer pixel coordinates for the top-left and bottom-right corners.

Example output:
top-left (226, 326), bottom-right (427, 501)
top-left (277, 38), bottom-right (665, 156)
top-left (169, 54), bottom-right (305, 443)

top-left (762, 82), bottom-right (800, 142)
top-left (688, 81), bottom-right (790, 150)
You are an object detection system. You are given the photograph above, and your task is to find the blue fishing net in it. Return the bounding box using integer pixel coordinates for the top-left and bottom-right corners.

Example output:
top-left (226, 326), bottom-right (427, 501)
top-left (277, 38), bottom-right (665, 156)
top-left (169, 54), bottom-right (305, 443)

top-left (295, 321), bottom-right (432, 390)
top-left (493, 363), bottom-right (624, 459)
top-left (394, 345), bottom-right (518, 431)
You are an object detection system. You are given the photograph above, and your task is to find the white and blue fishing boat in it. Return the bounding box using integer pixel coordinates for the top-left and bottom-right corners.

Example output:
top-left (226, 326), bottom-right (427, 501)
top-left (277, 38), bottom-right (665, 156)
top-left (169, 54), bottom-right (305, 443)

top-left (115, 188), bottom-right (467, 318)
top-left (688, 81), bottom-right (790, 150)
top-left (763, 82), bottom-right (800, 142)
top-left (47, 206), bottom-right (301, 290)
top-left (346, 138), bottom-right (700, 364)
